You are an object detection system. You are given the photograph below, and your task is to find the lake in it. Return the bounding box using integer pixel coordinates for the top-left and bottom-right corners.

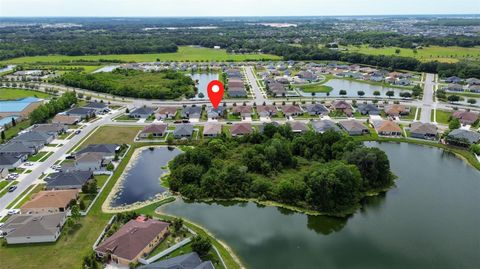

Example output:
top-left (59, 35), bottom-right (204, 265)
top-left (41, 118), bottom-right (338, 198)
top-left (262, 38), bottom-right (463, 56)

top-left (160, 142), bottom-right (480, 269)
top-left (297, 79), bottom-right (412, 98)
top-left (110, 146), bottom-right (181, 207)
top-left (188, 73), bottom-right (219, 100)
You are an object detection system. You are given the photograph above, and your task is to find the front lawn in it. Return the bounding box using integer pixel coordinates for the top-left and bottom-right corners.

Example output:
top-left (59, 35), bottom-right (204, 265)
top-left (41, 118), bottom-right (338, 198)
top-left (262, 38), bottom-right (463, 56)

top-left (27, 151), bottom-right (49, 162)
top-left (79, 125), bottom-right (143, 146)
top-left (435, 109), bottom-right (452, 124)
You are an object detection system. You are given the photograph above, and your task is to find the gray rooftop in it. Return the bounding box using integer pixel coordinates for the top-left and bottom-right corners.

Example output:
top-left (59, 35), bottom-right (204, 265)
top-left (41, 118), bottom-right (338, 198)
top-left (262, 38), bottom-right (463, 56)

top-left (45, 171), bottom-right (93, 189)
top-left (447, 129), bottom-right (480, 144)
top-left (138, 252), bottom-right (214, 269)
top-left (2, 212), bottom-right (66, 239)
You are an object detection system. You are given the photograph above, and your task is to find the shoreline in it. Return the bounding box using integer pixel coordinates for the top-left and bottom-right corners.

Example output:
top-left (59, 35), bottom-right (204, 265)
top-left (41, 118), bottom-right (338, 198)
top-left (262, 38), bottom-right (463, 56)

top-left (102, 145), bottom-right (176, 213)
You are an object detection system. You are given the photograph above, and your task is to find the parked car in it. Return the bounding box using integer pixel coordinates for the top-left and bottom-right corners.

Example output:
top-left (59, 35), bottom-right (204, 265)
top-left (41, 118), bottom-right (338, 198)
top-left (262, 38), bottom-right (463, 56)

top-left (75, 130), bottom-right (81, 134)
top-left (8, 186), bottom-right (17, 192)
top-left (24, 162), bottom-right (33, 166)
top-left (7, 209), bottom-right (20, 215)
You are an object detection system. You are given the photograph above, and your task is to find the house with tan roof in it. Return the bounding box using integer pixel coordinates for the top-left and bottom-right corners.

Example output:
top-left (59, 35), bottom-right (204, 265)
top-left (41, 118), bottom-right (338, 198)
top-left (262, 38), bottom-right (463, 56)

top-left (281, 105), bottom-right (303, 116)
top-left (232, 105), bottom-right (253, 118)
top-left (155, 107), bottom-right (178, 120)
top-left (331, 100), bottom-right (353, 116)
top-left (95, 217), bottom-right (170, 265)
top-left (384, 104), bottom-right (409, 117)
top-left (203, 123), bottom-right (222, 137)
top-left (20, 189), bottom-right (79, 214)
top-left (339, 120), bottom-right (369, 135)
top-left (374, 120), bottom-right (402, 136)
top-left (410, 122), bottom-right (438, 140)
top-left (52, 114), bottom-right (81, 125)
top-left (288, 121), bottom-right (309, 133)
top-left (230, 123), bottom-right (253, 137)
top-left (256, 105), bottom-right (277, 117)
top-left (452, 110), bottom-right (479, 125)
top-left (139, 123), bottom-right (168, 138)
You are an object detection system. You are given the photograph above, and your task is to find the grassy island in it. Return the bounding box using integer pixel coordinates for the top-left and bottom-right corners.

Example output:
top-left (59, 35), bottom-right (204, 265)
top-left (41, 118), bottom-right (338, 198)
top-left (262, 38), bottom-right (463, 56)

top-left (168, 124), bottom-right (395, 216)
top-left (55, 68), bottom-right (195, 99)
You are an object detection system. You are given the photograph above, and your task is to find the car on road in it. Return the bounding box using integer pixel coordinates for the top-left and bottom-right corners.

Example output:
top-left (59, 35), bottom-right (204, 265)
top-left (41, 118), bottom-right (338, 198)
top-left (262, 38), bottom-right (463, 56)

top-left (173, 120), bottom-right (182, 124)
top-left (227, 122), bottom-right (233, 125)
top-left (182, 120), bottom-right (190, 123)
top-left (7, 209), bottom-right (20, 215)
top-left (8, 186), bottom-right (17, 192)
top-left (75, 130), bottom-right (81, 134)
top-left (23, 162), bottom-right (33, 166)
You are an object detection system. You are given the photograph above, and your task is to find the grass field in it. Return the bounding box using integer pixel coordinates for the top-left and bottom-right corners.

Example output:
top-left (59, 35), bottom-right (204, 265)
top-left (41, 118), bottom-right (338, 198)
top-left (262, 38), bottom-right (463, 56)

top-left (435, 109), bottom-right (453, 124)
top-left (343, 45), bottom-right (480, 63)
top-left (1, 46), bottom-right (281, 64)
top-left (297, 83), bottom-right (333, 93)
top-left (79, 125), bottom-right (142, 146)
top-left (0, 88), bottom-right (51, 100)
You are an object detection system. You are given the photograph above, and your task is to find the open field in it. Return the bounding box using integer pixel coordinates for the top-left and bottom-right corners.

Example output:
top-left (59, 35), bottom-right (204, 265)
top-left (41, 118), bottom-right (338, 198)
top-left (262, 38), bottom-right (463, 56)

top-left (79, 125), bottom-right (143, 146)
top-left (297, 83), bottom-right (333, 93)
top-left (0, 88), bottom-right (51, 100)
top-left (1, 46), bottom-right (281, 64)
top-left (343, 45), bottom-right (480, 63)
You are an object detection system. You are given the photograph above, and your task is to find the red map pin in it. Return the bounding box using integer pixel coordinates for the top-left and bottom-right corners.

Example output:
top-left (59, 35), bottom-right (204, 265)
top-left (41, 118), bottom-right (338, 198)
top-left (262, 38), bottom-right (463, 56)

top-left (207, 80), bottom-right (224, 109)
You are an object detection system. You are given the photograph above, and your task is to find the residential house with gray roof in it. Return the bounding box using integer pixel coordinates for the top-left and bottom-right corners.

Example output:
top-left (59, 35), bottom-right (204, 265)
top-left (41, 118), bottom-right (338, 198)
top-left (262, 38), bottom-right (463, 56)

top-left (45, 171), bottom-right (93, 190)
top-left (410, 122), bottom-right (438, 140)
top-left (357, 103), bottom-right (380, 115)
top-left (130, 107), bottom-right (155, 119)
top-left (446, 129), bottom-right (480, 147)
top-left (305, 104), bottom-right (329, 116)
top-left (0, 141), bottom-right (38, 156)
top-left (65, 107), bottom-right (96, 119)
top-left (1, 212), bottom-right (67, 244)
top-left (311, 120), bottom-right (341, 133)
top-left (181, 106), bottom-right (202, 120)
top-left (138, 252), bottom-right (214, 269)
top-left (339, 120), bottom-right (369, 135)
top-left (173, 124), bottom-right (194, 139)
top-left (75, 144), bottom-right (119, 159)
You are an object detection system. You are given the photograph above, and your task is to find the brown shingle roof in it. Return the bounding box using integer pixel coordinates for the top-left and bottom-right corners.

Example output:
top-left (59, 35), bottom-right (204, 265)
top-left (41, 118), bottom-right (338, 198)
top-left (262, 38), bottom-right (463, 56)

top-left (230, 123), bottom-right (253, 135)
top-left (232, 106), bottom-right (253, 114)
top-left (281, 105), bottom-right (302, 114)
top-left (52, 114), bottom-right (80, 125)
top-left (156, 107), bottom-right (178, 115)
top-left (141, 124), bottom-right (167, 134)
top-left (95, 218), bottom-right (169, 261)
top-left (452, 110), bottom-right (478, 124)
top-left (256, 105), bottom-right (277, 114)
top-left (21, 190), bottom-right (78, 211)
top-left (376, 121), bottom-right (402, 133)
top-left (203, 123), bottom-right (222, 135)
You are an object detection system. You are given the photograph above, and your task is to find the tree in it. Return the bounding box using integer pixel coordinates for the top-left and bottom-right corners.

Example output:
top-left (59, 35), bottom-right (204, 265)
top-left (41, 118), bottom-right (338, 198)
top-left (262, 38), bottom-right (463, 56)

top-left (344, 147), bottom-right (393, 189)
top-left (357, 91), bottom-right (365, 97)
top-left (1, 130), bottom-right (5, 142)
top-left (447, 95), bottom-right (460, 103)
top-left (191, 235), bottom-right (212, 258)
top-left (386, 91), bottom-right (395, 98)
top-left (373, 90), bottom-right (381, 97)
top-left (70, 204), bottom-right (81, 223)
top-left (172, 218), bottom-right (183, 233)
top-left (449, 118), bottom-right (461, 130)
top-left (467, 98), bottom-right (477, 105)
top-left (198, 92), bottom-right (205, 98)
top-left (11, 117), bottom-right (16, 127)
top-left (167, 135), bottom-right (174, 145)
top-left (106, 163), bottom-right (115, 171)
top-left (339, 90), bottom-right (347, 96)
top-left (395, 48), bottom-right (401, 54)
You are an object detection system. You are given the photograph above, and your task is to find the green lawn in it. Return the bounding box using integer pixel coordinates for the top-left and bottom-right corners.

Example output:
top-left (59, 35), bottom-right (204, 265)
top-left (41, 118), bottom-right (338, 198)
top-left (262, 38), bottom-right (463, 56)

top-left (27, 151), bottom-right (49, 162)
top-left (343, 45), bottom-right (480, 63)
top-left (2, 120), bottom-right (31, 141)
top-left (1, 46), bottom-right (281, 64)
top-left (297, 83), bottom-right (333, 93)
top-left (114, 115), bottom-right (138, 121)
top-left (435, 109), bottom-right (452, 124)
top-left (78, 125), bottom-right (143, 147)
top-left (0, 88), bottom-right (52, 100)
top-left (401, 107), bottom-right (417, 121)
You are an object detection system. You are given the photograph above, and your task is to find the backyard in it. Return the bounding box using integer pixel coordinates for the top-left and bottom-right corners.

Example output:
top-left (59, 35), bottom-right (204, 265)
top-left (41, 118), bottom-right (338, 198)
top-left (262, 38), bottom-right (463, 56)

top-left (0, 88), bottom-right (51, 100)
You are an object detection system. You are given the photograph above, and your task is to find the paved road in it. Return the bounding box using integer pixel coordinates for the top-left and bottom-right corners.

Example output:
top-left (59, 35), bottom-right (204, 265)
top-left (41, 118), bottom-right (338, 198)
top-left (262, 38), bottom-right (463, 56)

top-left (244, 66), bottom-right (267, 104)
top-left (420, 73), bottom-right (436, 123)
top-left (0, 110), bottom-right (123, 214)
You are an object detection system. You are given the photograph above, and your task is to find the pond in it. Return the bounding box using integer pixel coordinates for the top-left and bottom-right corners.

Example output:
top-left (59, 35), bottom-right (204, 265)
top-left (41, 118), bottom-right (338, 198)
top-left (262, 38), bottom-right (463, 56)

top-left (0, 65), bottom-right (16, 73)
top-left (188, 73), bottom-right (219, 100)
top-left (110, 146), bottom-right (181, 207)
top-left (297, 79), bottom-right (412, 98)
top-left (160, 142), bottom-right (480, 269)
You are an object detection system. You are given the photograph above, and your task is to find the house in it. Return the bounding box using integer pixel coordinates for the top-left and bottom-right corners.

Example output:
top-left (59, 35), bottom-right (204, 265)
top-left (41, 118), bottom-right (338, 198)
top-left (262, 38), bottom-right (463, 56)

top-left (181, 106), bottom-right (202, 119)
top-left (20, 189), bottom-right (79, 214)
top-left (83, 102), bottom-right (108, 113)
top-left (443, 84), bottom-right (464, 92)
top-left (12, 131), bottom-right (54, 145)
top-left (1, 212), bottom-right (67, 244)
top-left (357, 103), bottom-right (380, 115)
top-left (267, 82), bottom-right (287, 96)
top-left (0, 141), bottom-right (38, 156)
top-left (466, 78), bottom-right (480, 85)
top-left (232, 106), bottom-right (253, 118)
top-left (130, 107), bottom-right (155, 119)
top-left (206, 106), bottom-right (226, 120)
top-left (446, 129), bottom-right (480, 146)
top-left (374, 120), bottom-right (402, 136)
top-left (305, 104), bottom-right (329, 116)
top-left (468, 85), bottom-right (480, 93)
top-left (44, 171), bottom-right (93, 190)
top-left (139, 124), bottom-right (168, 138)
top-left (75, 144), bottom-right (119, 160)
top-left (339, 120), bottom-right (369, 135)
top-left (445, 76), bottom-right (463, 84)
top-left (331, 100), bottom-right (353, 116)
top-left (256, 105), bottom-right (277, 117)
top-left (384, 104), bottom-right (409, 117)
top-left (30, 123), bottom-right (67, 137)
top-left (203, 123), bottom-right (222, 137)
top-left (52, 114), bottom-right (81, 125)
top-left (73, 152), bottom-right (105, 172)
top-left (156, 107), bottom-right (178, 120)
top-left (410, 122), bottom-right (438, 140)
top-left (95, 217), bottom-right (170, 265)
top-left (281, 105), bottom-right (303, 116)
top-left (138, 252), bottom-right (214, 269)
top-left (311, 120), bottom-right (341, 133)
top-left (297, 71), bottom-right (317, 81)
top-left (173, 124), bottom-right (194, 139)
top-left (452, 110), bottom-right (479, 125)
top-left (288, 121), bottom-right (309, 133)
top-left (228, 87), bottom-right (247, 97)
top-left (230, 123), bottom-right (253, 137)
top-left (65, 107), bottom-right (96, 119)
top-left (0, 154), bottom-right (23, 170)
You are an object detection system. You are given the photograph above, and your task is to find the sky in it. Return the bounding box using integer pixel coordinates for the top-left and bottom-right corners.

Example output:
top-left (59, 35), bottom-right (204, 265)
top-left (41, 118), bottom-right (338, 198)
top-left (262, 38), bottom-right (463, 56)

top-left (0, 0), bottom-right (479, 17)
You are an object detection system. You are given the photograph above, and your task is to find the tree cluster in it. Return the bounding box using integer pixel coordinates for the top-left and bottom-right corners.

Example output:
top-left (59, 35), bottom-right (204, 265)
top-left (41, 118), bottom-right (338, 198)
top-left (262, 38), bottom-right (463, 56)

top-left (29, 91), bottom-right (78, 124)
